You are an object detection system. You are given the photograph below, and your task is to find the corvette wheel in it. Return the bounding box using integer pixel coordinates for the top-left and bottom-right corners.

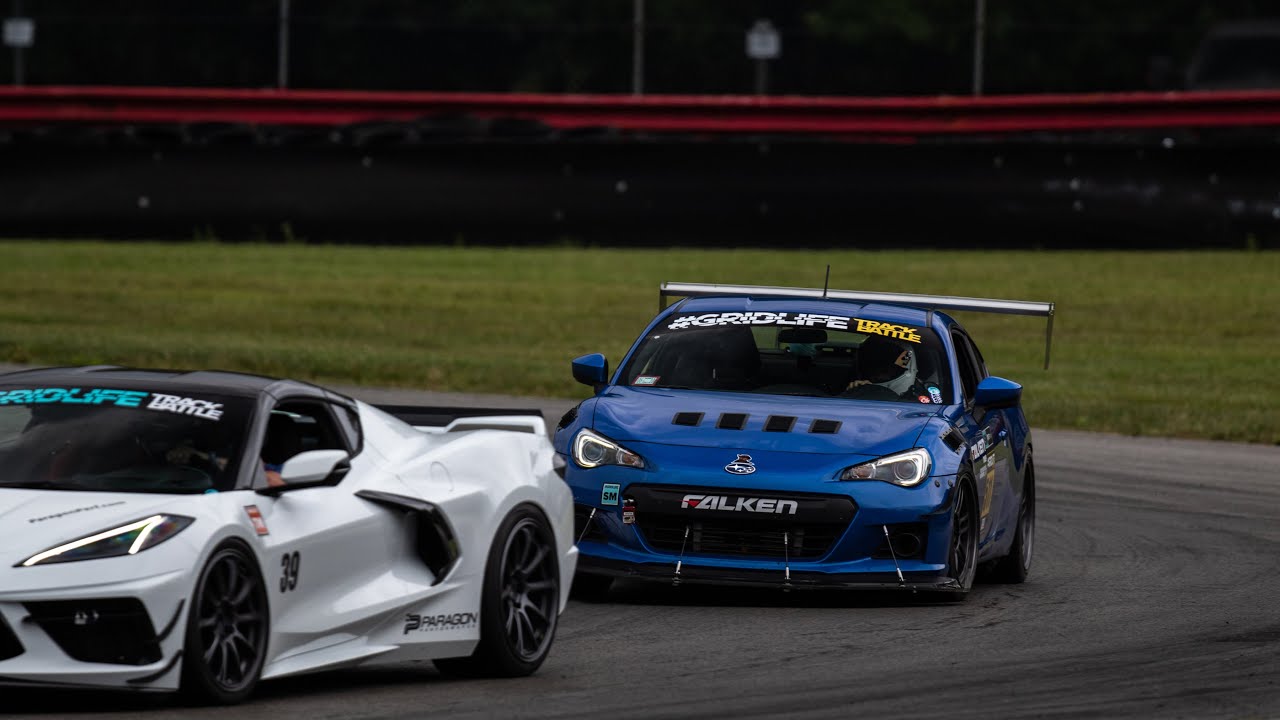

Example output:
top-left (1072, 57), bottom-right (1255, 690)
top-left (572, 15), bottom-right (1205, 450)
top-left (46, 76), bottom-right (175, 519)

top-left (991, 458), bottom-right (1035, 583)
top-left (181, 541), bottom-right (269, 705)
top-left (435, 505), bottom-right (560, 677)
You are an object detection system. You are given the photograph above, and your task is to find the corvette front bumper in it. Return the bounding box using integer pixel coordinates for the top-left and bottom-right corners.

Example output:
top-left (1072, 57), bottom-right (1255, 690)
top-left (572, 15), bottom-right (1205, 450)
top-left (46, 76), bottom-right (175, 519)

top-left (0, 565), bottom-right (191, 691)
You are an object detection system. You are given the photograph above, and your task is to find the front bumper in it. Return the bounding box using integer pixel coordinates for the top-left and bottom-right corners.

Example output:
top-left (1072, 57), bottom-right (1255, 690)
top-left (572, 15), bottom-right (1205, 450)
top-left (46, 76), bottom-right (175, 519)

top-left (567, 460), bottom-right (961, 586)
top-left (578, 555), bottom-right (961, 592)
top-left (0, 564), bottom-right (191, 691)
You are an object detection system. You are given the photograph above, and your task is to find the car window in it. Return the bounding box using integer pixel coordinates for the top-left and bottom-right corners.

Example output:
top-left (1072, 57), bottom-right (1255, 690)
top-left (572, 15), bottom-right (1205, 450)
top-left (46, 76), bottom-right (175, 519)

top-left (952, 332), bottom-right (981, 401)
top-left (0, 386), bottom-right (253, 494)
top-left (619, 312), bottom-right (952, 404)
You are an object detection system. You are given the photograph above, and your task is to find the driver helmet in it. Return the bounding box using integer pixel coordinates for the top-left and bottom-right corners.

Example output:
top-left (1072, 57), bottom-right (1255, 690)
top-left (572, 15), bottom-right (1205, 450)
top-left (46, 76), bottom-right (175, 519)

top-left (857, 335), bottom-right (918, 394)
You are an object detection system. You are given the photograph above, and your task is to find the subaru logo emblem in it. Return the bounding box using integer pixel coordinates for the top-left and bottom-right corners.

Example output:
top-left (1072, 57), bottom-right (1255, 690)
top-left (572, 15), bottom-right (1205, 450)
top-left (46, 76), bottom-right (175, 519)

top-left (725, 454), bottom-right (756, 475)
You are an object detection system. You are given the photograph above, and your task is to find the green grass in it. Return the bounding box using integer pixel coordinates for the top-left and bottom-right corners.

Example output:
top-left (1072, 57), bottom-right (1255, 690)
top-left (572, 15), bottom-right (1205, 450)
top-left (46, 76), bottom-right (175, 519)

top-left (0, 241), bottom-right (1276, 444)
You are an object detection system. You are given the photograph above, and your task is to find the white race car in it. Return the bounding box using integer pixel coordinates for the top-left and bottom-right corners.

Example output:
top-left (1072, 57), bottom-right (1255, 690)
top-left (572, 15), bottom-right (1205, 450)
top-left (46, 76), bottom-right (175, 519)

top-left (0, 366), bottom-right (576, 703)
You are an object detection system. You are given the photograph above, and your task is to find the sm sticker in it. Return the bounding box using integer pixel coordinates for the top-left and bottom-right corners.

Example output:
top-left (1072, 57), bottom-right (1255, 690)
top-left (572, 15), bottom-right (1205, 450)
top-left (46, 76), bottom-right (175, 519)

top-left (601, 483), bottom-right (621, 506)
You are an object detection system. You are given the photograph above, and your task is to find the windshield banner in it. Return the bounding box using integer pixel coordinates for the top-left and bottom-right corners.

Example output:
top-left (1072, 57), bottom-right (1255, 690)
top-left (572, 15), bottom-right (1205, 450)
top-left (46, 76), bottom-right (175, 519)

top-left (666, 312), bottom-right (921, 343)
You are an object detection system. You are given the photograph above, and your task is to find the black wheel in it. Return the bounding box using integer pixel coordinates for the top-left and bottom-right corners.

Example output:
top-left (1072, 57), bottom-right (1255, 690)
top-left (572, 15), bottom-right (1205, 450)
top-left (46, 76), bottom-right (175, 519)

top-left (569, 573), bottom-right (614, 602)
top-left (923, 476), bottom-right (979, 602)
top-left (990, 457), bottom-right (1035, 583)
top-left (435, 504), bottom-right (560, 677)
top-left (181, 541), bottom-right (269, 705)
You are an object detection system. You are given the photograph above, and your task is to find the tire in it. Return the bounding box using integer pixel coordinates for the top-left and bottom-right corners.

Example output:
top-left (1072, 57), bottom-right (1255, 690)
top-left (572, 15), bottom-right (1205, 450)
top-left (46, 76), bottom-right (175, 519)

top-left (180, 540), bottom-right (270, 705)
top-left (435, 504), bottom-right (560, 678)
top-left (990, 457), bottom-right (1035, 583)
top-left (569, 573), bottom-right (614, 602)
top-left (922, 476), bottom-right (979, 602)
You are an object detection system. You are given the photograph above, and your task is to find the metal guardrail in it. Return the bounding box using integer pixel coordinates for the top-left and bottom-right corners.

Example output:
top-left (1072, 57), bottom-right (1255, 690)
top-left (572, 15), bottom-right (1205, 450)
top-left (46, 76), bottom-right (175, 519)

top-left (3, 85), bottom-right (1280, 136)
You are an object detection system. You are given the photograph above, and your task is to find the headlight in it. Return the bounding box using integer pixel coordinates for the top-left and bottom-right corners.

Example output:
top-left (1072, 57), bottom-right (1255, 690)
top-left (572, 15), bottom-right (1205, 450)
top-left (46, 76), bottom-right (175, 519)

top-left (19, 515), bottom-right (195, 567)
top-left (840, 449), bottom-right (932, 487)
top-left (572, 428), bottom-right (645, 469)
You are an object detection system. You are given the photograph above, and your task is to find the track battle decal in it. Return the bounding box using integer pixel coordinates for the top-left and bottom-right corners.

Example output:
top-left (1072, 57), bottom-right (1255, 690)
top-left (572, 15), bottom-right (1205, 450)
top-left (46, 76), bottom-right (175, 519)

top-left (403, 611), bottom-right (478, 634)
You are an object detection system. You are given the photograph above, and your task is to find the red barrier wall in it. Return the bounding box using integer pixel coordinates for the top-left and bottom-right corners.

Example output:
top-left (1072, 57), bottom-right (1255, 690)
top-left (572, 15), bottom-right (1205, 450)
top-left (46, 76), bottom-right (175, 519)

top-left (3, 86), bottom-right (1280, 136)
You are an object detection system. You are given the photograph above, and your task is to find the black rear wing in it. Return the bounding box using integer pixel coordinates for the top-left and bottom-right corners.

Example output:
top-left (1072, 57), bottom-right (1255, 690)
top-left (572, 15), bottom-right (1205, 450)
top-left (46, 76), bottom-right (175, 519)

top-left (375, 405), bottom-right (546, 435)
top-left (659, 281), bottom-right (1056, 369)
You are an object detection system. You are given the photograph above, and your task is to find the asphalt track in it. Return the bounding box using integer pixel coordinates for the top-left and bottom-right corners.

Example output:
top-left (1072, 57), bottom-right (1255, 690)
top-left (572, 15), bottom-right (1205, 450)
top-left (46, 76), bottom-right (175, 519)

top-left (6, 382), bottom-right (1280, 719)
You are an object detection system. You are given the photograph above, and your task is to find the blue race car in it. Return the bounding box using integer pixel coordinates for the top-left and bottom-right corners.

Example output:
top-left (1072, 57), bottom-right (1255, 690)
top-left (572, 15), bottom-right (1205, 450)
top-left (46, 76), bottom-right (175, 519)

top-left (555, 282), bottom-right (1054, 599)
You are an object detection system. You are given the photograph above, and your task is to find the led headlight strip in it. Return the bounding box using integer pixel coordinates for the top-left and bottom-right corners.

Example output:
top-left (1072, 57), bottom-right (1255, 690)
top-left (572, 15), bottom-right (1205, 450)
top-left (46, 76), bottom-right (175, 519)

top-left (19, 514), bottom-right (194, 567)
top-left (840, 449), bottom-right (933, 487)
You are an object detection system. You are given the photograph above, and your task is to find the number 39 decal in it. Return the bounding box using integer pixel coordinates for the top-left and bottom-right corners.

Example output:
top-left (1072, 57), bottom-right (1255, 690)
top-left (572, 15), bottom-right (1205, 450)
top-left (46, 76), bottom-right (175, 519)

top-left (280, 551), bottom-right (301, 593)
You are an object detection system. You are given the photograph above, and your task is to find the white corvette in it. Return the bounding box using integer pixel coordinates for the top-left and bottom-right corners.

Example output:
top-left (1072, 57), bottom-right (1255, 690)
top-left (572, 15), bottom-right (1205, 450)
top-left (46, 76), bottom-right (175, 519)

top-left (0, 366), bottom-right (576, 703)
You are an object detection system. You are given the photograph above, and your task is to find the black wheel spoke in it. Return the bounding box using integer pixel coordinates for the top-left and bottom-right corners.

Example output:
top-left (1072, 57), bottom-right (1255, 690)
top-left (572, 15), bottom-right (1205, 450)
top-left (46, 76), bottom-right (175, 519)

top-left (496, 517), bottom-right (559, 663)
top-left (195, 549), bottom-right (267, 695)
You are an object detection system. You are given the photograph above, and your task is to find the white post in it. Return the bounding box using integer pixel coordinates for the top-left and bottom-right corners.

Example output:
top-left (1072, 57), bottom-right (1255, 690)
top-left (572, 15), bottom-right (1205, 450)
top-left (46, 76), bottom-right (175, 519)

top-left (972, 0), bottom-right (986, 96)
top-left (631, 0), bottom-right (645, 95)
top-left (277, 0), bottom-right (291, 89)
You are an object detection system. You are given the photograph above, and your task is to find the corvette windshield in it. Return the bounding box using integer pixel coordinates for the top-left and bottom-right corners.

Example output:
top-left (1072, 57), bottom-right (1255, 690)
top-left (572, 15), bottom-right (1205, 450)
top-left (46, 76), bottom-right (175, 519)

top-left (0, 387), bottom-right (253, 494)
top-left (620, 313), bottom-right (953, 403)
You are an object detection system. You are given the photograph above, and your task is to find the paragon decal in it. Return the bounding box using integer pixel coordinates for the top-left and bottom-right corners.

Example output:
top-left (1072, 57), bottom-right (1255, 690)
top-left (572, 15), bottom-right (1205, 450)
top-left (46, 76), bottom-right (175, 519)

top-left (147, 393), bottom-right (224, 421)
top-left (681, 494), bottom-right (799, 515)
top-left (853, 319), bottom-right (922, 344)
top-left (403, 611), bottom-right (478, 634)
top-left (724, 454), bottom-right (757, 475)
top-left (667, 312), bottom-right (850, 331)
top-left (0, 387), bottom-right (148, 407)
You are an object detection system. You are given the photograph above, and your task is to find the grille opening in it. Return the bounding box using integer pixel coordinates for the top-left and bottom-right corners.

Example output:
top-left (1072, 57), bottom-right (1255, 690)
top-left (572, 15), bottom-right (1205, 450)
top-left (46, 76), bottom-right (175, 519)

top-left (24, 598), bottom-right (160, 666)
top-left (764, 415), bottom-right (796, 432)
top-left (672, 412), bottom-right (704, 427)
top-left (574, 504), bottom-right (608, 543)
top-left (637, 517), bottom-right (844, 560)
top-left (809, 419), bottom-right (842, 434)
top-left (0, 614), bottom-right (22, 661)
top-left (717, 413), bottom-right (748, 430)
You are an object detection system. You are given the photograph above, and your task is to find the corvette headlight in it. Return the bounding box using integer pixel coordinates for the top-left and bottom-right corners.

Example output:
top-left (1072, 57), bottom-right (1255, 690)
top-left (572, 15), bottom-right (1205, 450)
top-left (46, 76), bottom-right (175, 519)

top-left (840, 449), bottom-right (932, 487)
top-left (19, 515), bottom-right (195, 567)
top-left (572, 428), bottom-right (645, 469)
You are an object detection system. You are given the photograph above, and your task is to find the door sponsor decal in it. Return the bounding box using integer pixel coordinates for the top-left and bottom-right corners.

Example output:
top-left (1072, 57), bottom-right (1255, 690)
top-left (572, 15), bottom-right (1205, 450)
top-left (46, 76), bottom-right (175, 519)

top-left (404, 611), bottom-right (478, 634)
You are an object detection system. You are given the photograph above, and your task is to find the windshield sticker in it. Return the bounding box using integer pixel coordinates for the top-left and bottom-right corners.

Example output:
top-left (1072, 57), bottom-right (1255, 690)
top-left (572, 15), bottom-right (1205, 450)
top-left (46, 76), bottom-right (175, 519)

top-left (852, 319), bottom-right (922, 344)
top-left (633, 375), bottom-right (660, 386)
top-left (928, 386), bottom-right (943, 403)
top-left (667, 312), bottom-right (851, 330)
top-left (147, 393), bottom-right (224, 421)
top-left (0, 387), bottom-right (148, 407)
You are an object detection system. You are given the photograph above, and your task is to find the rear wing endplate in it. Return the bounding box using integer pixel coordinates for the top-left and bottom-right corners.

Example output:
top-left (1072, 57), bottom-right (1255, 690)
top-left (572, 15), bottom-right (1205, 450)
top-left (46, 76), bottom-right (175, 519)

top-left (375, 405), bottom-right (547, 435)
top-left (659, 281), bottom-right (1056, 369)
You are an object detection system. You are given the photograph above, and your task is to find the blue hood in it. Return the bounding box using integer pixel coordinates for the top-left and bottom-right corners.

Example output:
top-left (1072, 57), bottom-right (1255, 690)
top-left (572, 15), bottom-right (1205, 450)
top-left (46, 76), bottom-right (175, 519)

top-left (591, 387), bottom-right (940, 458)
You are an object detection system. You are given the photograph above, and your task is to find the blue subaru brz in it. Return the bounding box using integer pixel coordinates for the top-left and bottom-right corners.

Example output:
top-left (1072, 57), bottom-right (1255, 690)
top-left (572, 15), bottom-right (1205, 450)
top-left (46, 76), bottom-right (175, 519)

top-left (555, 283), bottom-right (1053, 600)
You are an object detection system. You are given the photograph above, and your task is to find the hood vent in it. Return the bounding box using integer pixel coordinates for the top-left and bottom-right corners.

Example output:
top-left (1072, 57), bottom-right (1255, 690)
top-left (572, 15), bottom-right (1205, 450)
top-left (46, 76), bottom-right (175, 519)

top-left (716, 413), bottom-right (748, 430)
top-left (764, 415), bottom-right (797, 433)
top-left (672, 412), bottom-right (704, 427)
top-left (809, 419), bottom-right (842, 434)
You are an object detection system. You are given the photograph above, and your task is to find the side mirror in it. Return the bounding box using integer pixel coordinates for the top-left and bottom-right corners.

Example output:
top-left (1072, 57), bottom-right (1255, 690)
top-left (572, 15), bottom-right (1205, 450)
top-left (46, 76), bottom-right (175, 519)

top-left (571, 353), bottom-right (609, 391)
top-left (257, 449), bottom-right (351, 495)
top-left (973, 376), bottom-right (1022, 412)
